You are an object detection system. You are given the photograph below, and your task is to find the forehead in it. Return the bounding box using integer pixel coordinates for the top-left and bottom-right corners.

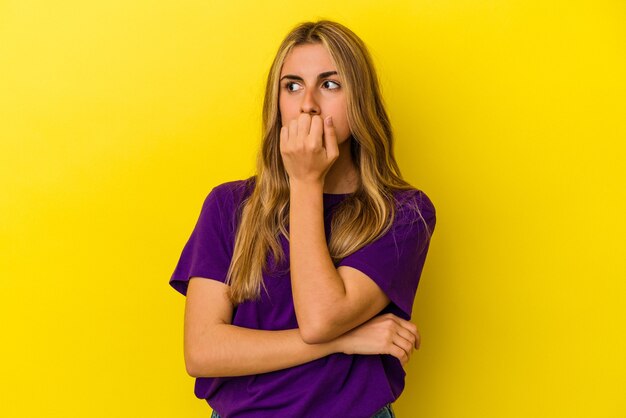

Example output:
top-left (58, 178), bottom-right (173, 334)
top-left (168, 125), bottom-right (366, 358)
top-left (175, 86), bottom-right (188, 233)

top-left (280, 43), bottom-right (337, 76)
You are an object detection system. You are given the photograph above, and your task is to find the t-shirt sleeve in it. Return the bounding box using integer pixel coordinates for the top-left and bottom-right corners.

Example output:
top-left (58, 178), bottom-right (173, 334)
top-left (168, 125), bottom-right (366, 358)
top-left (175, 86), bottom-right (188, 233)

top-left (336, 190), bottom-right (436, 320)
top-left (169, 186), bottom-right (234, 296)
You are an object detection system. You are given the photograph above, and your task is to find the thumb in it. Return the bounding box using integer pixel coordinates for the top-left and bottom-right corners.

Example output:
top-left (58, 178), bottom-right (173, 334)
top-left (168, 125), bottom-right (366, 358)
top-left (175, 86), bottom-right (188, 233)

top-left (323, 116), bottom-right (339, 161)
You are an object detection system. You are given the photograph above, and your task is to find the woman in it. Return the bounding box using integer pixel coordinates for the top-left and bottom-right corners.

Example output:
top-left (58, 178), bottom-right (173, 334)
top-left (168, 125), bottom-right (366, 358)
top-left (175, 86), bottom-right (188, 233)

top-left (170, 19), bottom-right (436, 418)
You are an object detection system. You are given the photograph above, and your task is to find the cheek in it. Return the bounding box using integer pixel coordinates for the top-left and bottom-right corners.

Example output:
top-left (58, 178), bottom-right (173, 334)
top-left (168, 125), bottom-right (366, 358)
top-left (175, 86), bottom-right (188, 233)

top-left (334, 113), bottom-right (351, 139)
top-left (328, 121), bottom-right (350, 144)
top-left (279, 105), bottom-right (289, 126)
top-left (279, 98), bottom-right (297, 125)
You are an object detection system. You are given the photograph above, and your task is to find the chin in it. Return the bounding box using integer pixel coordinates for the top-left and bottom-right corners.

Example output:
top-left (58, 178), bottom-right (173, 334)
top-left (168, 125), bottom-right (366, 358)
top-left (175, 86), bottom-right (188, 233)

top-left (339, 134), bottom-right (352, 145)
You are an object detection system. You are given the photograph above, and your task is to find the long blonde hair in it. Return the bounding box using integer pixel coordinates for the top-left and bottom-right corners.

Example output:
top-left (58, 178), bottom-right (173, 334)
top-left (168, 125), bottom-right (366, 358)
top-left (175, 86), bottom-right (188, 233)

top-left (224, 20), bottom-right (429, 305)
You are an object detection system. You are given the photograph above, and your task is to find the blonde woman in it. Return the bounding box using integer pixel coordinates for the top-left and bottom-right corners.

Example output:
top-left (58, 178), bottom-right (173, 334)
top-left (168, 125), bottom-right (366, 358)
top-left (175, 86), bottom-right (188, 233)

top-left (170, 20), bottom-right (436, 418)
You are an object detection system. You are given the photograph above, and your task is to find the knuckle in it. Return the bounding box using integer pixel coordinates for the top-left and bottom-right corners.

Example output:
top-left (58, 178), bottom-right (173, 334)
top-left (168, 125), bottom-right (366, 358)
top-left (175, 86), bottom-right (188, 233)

top-left (384, 329), bottom-right (394, 341)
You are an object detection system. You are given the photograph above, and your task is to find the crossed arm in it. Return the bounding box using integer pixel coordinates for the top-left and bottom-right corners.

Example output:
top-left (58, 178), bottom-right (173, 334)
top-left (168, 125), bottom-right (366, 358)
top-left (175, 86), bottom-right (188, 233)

top-left (288, 181), bottom-right (391, 344)
top-left (184, 182), bottom-right (414, 378)
top-left (184, 278), bottom-right (338, 378)
top-left (184, 278), bottom-right (418, 378)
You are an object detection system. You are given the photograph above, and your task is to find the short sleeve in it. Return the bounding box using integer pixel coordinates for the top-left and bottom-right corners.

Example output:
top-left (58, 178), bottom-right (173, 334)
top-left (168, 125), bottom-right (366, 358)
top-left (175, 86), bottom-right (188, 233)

top-left (337, 190), bottom-right (436, 319)
top-left (169, 186), bottom-right (234, 296)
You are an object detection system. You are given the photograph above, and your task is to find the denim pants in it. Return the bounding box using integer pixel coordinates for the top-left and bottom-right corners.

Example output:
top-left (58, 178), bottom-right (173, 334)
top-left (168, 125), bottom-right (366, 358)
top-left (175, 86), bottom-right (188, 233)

top-left (210, 402), bottom-right (396, 418)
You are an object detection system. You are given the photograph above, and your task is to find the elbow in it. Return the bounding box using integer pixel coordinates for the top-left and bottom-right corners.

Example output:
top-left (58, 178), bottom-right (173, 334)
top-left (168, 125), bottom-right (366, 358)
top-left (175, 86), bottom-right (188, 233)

top-left (299, 328), bottom-right (321, 345)
top-left (184, 350), bottom-right (204, 378)
top-left (184, 324), bottom-right (230, 378)
top-left (299, 319), bottom-right (336, 345)
top-left (184, 347), bottom-right (217, 378)
top-left (185, 363), bottom-right (200, 378)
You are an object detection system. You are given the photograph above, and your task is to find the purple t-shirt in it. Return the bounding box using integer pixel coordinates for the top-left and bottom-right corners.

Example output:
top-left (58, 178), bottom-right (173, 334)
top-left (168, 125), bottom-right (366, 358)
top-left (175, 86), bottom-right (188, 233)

top-left (170, 176), bottom-right (436, 418)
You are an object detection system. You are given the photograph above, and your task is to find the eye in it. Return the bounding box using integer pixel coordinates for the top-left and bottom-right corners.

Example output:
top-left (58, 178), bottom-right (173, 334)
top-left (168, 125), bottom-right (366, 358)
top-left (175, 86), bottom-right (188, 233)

top-left (284, 82), bottom-right (302, 92)
top-left (323, 80), bottom-right (341, 90)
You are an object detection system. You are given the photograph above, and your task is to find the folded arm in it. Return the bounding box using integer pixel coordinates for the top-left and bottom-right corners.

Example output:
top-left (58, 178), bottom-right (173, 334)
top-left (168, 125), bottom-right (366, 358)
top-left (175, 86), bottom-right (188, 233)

top-left (184, 277), bottom-right (339, 378)
top-left (184, 277), bottom-right (419, 377)
top-left (289, 181), bottom-right (391, 344)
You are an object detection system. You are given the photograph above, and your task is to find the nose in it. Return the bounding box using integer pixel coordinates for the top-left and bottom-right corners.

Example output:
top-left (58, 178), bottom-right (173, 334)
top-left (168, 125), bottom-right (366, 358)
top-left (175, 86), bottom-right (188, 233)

top-left (300, 89), bottom-right (320, 115)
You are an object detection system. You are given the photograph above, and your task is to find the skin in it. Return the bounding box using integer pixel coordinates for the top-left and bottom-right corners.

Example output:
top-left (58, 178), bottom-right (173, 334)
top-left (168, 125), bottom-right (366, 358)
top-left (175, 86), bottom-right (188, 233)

top-left (184, 279), bottom-right (420, 377)
top-left (182, 43), bottom-right (421, 379)
top-left (278, 43), bottom-right (420, 356)
top-left (278, 42), bottom-right (359, 193)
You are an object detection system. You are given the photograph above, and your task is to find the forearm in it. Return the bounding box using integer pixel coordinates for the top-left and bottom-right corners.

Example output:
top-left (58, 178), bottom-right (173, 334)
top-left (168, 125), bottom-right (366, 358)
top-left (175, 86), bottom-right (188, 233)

top-left (289, 181), bottom-right (347, 335)
top-left (188, 324), bottom-right (340, 378)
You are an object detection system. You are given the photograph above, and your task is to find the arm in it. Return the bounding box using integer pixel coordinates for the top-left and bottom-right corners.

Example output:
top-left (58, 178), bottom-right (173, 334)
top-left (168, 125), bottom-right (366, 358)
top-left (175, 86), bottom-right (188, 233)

top-left (184, 277), bottom-right (339, 378)
top-left (289, 181), bottom-right (391, 344)
top-left (280, 115), bottom-right (392, 344)
top-left (185, 278), bottom-right (421, 378)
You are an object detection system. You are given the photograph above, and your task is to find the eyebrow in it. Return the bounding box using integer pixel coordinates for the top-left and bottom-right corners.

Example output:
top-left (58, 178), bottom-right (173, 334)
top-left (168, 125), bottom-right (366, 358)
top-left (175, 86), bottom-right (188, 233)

top-left (279, 71), bottom-right (338, 82)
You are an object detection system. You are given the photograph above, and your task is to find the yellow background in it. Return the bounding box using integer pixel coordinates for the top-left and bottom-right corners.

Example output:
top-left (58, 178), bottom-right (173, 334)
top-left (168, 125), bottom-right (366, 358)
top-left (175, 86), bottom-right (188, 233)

top-left (1, 1), bottom-right (624, 417)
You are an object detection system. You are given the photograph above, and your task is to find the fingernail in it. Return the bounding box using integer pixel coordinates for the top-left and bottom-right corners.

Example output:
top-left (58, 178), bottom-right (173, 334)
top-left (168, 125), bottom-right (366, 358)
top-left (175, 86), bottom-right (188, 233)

top-left (325, 116), bottom-right (333, 126)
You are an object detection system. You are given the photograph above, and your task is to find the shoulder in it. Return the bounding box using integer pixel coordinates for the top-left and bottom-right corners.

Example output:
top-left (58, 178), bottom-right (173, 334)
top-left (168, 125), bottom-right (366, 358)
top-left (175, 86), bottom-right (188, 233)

top-left (199, 177), bottom-right (256, 235)
top-left (391, 187), bottom-right (437, 231)
top-left (205, 176), bottom-right (256, 209)
top-left (393, 187), bottom-right (435, 215)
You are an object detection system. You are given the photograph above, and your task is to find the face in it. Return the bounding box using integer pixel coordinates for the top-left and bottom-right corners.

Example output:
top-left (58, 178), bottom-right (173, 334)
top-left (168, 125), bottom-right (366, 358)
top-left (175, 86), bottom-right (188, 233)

top-left (278, 43), bottom-right (351, 144)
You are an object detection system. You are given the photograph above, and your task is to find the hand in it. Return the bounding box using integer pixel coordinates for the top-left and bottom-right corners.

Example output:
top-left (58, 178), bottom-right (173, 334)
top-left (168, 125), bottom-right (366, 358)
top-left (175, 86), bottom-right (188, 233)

top-left (279, 113), bottom-right (340, 185)
top-left (334, 313), bottom-right (421, 368)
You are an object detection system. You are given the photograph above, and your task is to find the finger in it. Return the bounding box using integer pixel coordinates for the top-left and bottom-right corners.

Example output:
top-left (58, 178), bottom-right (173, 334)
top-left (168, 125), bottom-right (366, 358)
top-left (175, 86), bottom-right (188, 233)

top-left (280, 126), bottom-right (288, 155)
top-left (399, 323), bottom-right (420, 350)
top-left (297, 113), bottom-right (311, 141)
top-left (390, 345), bottom-right (409, 365)
top-left (309, 115), bottom-right (323, 150)
top-left (408, 323), bottom-right (421, 349)
top-left (288, 119), bottom-right (298, 144)
top-left (392, 333), bottom-right (414, 361)
top-left (394, 326), bottom-right (417, 350)
top-left (323, 116), bottom-right (339, 160)
top-left (394, 317), bottom-right (420, 349)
